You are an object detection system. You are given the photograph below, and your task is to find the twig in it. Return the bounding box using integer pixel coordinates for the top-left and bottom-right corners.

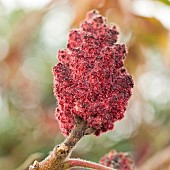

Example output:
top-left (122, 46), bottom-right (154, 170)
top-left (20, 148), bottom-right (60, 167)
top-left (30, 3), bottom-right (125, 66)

top-left (29, 117), bottom-right (95, 170)
top-left (138, 145), bottom-right (170, 170)
top-left (15, 153), bottom-right (44, 170)
top-left (64, 158), bottom-right (114, 170)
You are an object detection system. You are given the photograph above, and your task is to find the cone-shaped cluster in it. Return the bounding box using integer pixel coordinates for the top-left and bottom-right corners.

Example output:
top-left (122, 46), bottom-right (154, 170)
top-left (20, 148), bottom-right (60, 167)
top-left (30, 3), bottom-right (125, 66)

top-left (53, 10), bottom-right (134, 136)
top-left (99, 150), bottom-right (134, 170)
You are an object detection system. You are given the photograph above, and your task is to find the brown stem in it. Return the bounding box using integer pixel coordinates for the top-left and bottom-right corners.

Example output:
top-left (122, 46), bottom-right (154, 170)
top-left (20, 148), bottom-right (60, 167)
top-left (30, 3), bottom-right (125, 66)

top-left (15, 153), bottom-right (44, 170)
top-left (64, 158), bottom-right (114, 170)
top-left (29, 117), bottom-right (94, 170)
top-left (138, 145), bottom-right (170, 170)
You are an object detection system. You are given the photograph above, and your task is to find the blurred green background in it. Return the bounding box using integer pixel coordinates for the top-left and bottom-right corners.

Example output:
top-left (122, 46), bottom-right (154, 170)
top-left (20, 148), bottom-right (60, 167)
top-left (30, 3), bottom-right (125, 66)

top-left (0, 0), bottom-right (170, 169)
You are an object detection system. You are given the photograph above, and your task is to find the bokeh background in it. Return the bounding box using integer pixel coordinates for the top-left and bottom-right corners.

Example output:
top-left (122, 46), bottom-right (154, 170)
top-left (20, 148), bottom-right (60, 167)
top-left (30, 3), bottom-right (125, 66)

top-left (0, 0), bottom-right (170, 169)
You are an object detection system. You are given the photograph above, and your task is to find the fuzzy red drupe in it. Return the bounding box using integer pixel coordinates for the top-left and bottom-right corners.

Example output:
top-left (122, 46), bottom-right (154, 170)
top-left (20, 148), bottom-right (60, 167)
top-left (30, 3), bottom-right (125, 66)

top-left (53, 10), bottom-right (134, 136)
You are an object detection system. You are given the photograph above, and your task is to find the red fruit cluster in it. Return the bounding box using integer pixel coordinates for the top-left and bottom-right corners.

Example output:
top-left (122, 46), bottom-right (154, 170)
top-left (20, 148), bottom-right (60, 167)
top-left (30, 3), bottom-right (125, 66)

top-left (99, 150), bottom-right (134, 170)
top-left (53, 10), bottom-right (133, 136)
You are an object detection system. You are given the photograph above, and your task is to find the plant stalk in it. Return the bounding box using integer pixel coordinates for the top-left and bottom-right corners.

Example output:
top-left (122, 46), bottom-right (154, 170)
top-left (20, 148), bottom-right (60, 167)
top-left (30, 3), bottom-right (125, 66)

top-left (64, 158), bottom-right (114, 170)
top-left (29, 117), bottom-right (94, 170)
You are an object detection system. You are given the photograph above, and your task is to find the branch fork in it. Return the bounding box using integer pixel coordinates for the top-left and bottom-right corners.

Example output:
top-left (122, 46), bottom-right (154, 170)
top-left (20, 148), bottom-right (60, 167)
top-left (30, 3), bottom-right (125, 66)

top-left (29, 117), bottom-right (111, 170)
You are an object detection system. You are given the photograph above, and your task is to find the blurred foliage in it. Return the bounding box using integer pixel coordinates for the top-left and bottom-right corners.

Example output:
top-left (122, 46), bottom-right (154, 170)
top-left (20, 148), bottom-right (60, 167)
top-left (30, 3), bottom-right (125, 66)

top-left (0, 0), bottom-right (170, 170)
top-left (157, 0), bottom-right (170, 6)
